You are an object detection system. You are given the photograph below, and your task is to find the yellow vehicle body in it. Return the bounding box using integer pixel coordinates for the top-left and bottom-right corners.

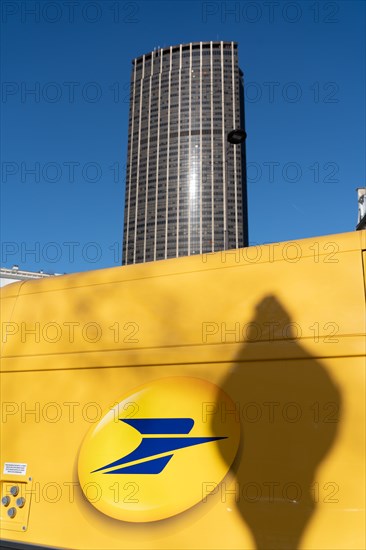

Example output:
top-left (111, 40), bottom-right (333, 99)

top-left (1, 231), bottom-right (365, 549)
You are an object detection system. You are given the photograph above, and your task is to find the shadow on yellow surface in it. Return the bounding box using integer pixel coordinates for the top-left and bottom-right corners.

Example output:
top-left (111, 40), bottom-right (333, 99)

top-left (213, 295), bottom-right (342, 550)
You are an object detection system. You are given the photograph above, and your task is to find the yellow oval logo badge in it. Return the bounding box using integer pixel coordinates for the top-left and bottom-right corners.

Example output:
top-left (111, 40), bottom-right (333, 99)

top-left (78, 377), bottom-right (240, 522)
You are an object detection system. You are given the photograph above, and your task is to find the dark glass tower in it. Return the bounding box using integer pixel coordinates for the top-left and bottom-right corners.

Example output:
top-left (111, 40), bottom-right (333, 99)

top-left (123, 41), bottom-right (248, 265)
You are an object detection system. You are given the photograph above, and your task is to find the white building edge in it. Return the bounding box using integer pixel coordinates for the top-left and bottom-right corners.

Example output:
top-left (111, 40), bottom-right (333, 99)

top-left (0, 266), bottom-right (62, 287)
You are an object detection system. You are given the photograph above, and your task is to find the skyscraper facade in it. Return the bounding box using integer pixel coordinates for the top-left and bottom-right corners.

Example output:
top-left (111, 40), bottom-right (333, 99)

top-left (123, 41), bottom-right (248, 265)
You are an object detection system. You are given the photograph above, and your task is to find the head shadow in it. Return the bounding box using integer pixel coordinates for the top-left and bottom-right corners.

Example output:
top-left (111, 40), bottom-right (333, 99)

top-left (210, 295), bottom-right (342, 550)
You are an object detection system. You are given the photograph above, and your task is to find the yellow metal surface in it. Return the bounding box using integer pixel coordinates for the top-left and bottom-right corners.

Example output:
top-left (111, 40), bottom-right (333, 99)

top-left (1, 231), bottom-right (365, 549)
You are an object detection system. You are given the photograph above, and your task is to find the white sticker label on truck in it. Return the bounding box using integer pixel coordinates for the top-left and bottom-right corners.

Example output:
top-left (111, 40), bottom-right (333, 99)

top-left (3, 462), bottom-right (27, 475)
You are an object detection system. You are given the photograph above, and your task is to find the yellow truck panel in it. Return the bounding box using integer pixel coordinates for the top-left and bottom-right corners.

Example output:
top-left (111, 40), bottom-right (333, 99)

top-left (1, 231), bottom-right (365, 549)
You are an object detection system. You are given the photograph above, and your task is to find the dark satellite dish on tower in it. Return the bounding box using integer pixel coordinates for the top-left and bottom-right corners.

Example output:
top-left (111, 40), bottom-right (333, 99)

top-left (227, 129), bottom-right (247, 145)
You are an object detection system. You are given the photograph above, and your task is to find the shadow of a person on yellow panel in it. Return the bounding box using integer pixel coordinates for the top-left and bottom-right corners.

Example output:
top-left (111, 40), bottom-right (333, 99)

top-left (211, 295), bottom-right (342, 550)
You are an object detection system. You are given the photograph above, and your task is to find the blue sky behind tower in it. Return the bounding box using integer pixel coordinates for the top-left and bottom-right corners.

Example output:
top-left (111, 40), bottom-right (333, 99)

top-left (1, 0), bottom-right (365, 273)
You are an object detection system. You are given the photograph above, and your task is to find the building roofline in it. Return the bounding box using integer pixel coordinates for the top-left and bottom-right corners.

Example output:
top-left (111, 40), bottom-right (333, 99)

top-left (133, 41), bottom-right (238, 64)
top-left (0, 267), bottom-right (61, 279)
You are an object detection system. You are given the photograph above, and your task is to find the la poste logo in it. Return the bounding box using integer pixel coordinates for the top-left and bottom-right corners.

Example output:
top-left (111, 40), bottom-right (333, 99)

top-left (78, 377), bottom-right (240, 522)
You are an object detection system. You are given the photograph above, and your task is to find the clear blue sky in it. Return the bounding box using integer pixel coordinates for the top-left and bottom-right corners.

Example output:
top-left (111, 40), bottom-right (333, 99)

top-left (1, 0), bottom-right (365, 273)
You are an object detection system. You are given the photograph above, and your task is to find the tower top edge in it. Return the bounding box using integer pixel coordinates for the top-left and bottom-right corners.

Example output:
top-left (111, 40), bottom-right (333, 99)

top-left (132, 41), bottom-right (238, 64)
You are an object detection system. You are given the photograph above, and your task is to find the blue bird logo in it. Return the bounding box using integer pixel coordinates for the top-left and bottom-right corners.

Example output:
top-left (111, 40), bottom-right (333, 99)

top-left (92, 418), bottom-right (227, 474)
